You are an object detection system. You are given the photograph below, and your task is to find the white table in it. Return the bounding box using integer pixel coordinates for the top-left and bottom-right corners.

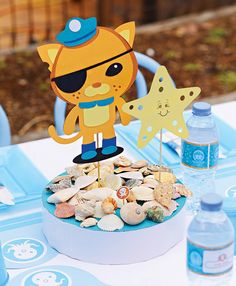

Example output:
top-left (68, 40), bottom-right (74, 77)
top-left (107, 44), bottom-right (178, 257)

top-left (8, 101), bottom-right (236, 286)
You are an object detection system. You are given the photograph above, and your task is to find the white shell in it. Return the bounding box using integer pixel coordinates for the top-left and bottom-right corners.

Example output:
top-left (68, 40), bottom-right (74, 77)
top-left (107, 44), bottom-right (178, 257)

top-left (51, 175), bottom-right (73, 184)
top-left (131, 186), bottom-right (154, 201)
top-left (67, 191), bottom-right (86, 206)
top-left (47, 178), bottom-right (72, 193)
top-left (93, 202), bottom-right (107, 218)
top-left (120, 202), bottom-right (146, 225)
top-left (81, 188), bottom-right (113, 201)
top-left (75, 175), bottom-right (97, 189)
top-left (47, 187), bottom-right (79, 204)
top-left (117, 172), bottom-right (143, 180)
top-left (80, 218), bottom-right (98, 228)
top-left (101, 174), bottom-right (122, 191)
top-left (75, 199), bottom-right (96, 221)
top-left (88, 165), bottom-right (113, 178)
top-left (143, 178), bottom-right (159, 188)
top-left (97, 214), bottom-right (124, 232)
top-left (65, 165), bottom-right (84, 178)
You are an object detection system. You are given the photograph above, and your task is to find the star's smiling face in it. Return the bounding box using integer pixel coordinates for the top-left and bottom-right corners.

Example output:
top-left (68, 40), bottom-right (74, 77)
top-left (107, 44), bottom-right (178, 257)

top-left (157, 99), bottom-right (170, 117)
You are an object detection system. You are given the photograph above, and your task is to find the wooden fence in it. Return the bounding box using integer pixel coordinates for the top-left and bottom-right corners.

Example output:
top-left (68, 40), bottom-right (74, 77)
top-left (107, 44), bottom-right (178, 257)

top-left (0, 0), bottom-right (236, 50)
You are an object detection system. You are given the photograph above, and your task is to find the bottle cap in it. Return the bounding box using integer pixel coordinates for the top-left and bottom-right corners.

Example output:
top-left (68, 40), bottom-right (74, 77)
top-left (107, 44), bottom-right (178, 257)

top-left (200, 193), bottom-right (223, 211)
top-left (192, 102), bottom-right (211, 116)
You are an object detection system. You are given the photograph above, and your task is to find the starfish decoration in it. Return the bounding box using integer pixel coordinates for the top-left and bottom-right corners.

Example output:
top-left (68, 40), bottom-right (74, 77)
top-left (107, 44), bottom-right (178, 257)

top-left (122, 66), bottom-right (201, 148)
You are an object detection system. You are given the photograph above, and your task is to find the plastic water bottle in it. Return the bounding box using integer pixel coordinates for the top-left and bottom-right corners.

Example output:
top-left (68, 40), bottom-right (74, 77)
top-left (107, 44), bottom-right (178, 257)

top-left (181, 102), bottom-right (219, 212)
top-left (187, 193), bottom-right (234, 286)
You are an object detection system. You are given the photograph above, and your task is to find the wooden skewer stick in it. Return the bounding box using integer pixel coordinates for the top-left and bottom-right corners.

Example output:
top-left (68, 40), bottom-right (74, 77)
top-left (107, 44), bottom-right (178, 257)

top-left (159, 128), bottom-right (163, 182)
top-left (96, 133), bottom-right (101, 186)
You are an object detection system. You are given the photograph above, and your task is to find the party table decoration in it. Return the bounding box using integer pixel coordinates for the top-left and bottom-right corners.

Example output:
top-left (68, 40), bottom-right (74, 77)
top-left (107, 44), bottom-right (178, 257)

top-left (38, 17), bottom-right (138, 164)
top-left (122, 66), bottom-right (201, 148)
top-left (38, 16), bottom-right (198, 264)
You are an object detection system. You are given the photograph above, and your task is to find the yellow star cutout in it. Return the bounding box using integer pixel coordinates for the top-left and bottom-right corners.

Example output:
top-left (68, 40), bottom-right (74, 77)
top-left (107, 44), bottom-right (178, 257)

top-left (122, 66), bottom-right (201, 148)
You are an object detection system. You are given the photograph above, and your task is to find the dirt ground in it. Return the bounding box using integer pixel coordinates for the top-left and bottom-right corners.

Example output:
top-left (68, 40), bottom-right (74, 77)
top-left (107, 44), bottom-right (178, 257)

top-left (0, 11), bottom-right (236, 137)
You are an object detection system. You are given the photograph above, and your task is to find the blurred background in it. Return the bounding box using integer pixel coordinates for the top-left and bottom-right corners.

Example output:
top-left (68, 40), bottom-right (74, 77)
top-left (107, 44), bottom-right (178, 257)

top-left (0, 0), bottom-right (236, 143)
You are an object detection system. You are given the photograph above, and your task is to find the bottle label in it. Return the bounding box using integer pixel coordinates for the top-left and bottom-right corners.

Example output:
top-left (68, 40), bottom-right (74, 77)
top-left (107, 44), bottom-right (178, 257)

top-left (187, 240), bottom-right (234, 275)
top-left (182, 141), bottom-right (219, 169)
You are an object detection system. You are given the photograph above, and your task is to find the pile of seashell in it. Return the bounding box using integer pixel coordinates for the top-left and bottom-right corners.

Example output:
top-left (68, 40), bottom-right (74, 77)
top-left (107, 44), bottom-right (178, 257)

top-left (46, 156), bottom-right (191, 231)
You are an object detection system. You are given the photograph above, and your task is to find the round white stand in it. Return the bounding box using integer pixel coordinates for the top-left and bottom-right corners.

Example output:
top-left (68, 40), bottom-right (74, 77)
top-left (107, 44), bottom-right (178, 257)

top-left (42, 203), bottom-right (186, 265)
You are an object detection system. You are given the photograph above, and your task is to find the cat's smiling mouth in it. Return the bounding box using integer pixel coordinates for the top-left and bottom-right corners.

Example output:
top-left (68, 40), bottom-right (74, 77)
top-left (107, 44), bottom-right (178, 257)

top-left (84, 84), bottom-right (110, 97)
top-left (158, 110), bottom-right (169, 117)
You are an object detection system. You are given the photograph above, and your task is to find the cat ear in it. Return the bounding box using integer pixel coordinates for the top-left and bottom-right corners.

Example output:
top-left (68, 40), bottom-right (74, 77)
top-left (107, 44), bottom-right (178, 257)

top-left (37, 44), bottom-right (61, 71)
top-left (115, 21), bottom-right (135, 47)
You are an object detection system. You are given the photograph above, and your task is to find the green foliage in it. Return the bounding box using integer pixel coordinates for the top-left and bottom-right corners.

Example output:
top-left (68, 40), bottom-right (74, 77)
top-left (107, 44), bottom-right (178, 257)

top-left (204, 27), bottom-right (228, 44)
top-left (218, 71), bottom-right (236, 90)
top-left (163, 50), bottom-right (178, 60)
top-left (38, 82), bottom-right (49, 92)
top-left (183, 62), bottom-right (202, 72)
top-left (0, 58), bottom-right (6, 70)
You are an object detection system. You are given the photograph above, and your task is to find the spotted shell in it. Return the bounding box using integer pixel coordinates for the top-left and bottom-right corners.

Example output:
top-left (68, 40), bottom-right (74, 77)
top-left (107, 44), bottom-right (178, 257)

top-left (97, 214), bottom-right (124, 231)
top-left (47, 178), bottom-right (71, 192)
top-left (54, 202), bottom-right (75, 218)
top-left (154, 172), bottom-right (176, 184)
top-left (131, 186), bottom-right (154, 201)
top-left (120, 202), bottom-right (146, 225)
top-left (154, 183), bottom-right (173, 208)
top-left (101, 197), bottom-right (118, 214)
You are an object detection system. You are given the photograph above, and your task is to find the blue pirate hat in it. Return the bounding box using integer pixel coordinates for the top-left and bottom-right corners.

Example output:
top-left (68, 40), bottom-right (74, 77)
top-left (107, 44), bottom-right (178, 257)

top-left (56, 17), bottom-right (97, 47)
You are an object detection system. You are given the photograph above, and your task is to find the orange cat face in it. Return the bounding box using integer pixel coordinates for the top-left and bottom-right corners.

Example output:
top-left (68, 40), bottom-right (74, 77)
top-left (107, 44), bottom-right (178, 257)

top-left (38, 22), bottom-right (138, 105)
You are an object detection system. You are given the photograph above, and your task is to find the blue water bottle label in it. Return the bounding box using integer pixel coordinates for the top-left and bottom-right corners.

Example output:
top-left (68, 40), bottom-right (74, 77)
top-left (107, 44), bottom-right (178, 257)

top-left (187, 240), bottom-right (234, 275)
top-left (182, 141), bottom-right (219, 169)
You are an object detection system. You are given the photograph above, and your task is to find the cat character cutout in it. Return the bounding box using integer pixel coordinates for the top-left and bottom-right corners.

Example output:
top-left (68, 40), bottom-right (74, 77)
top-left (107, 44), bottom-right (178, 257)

top-left (38, 17), bottom-right (138, 163)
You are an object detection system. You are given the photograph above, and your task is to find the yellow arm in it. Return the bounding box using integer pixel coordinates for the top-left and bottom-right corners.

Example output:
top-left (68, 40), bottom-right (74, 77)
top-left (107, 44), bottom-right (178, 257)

top-left (116, 97), bottom-right (131, 126)
top-left (48, 105), bottom-right (82, 144)
top-left (64, 106), bottom-right (80, 135)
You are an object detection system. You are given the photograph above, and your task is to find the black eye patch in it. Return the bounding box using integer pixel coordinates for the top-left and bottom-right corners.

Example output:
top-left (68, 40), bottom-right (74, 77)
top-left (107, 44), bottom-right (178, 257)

top-left (51, 48), bottom-right (133, 93)
top-left (52, 69), bottom-right (87, 93)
